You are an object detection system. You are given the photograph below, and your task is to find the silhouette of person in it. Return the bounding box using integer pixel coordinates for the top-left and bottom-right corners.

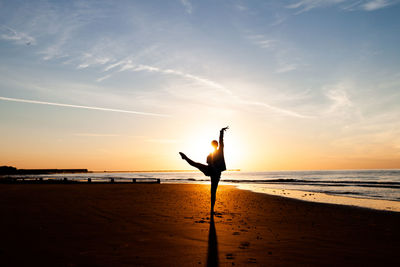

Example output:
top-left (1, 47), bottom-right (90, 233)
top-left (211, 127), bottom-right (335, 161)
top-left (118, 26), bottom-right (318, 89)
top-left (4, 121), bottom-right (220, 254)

top-left (179, 126), bottom-right (228, 214)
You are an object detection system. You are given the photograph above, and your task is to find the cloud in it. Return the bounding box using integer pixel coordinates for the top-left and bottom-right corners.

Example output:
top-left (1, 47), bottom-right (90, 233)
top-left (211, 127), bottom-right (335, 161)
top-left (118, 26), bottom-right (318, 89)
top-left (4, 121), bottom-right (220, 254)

top-left (73, 133), bottom-right (121, 137)
top-left (286, 0), bottom-right (346, 13)
top-left (271, 14), bottom-right (288, 26)
top-left (180, 0), bottom-right (193, 14)
top-left (0, 96), bottom-right (169, 118)
top-left (235, 3), bottom-right (248, 11)
top-left (96, 74), bottom-right (112, 82)
top-left (362, 0), bottom-right (392, 10)
top-left (77, 53), bottom-right (112, 69)
top-left (104, 60), bottom-right (126, 72)
top-left (276, 63), bottom-right (297, 73)
top-left (169, 70), bottom-right (230, 93)
top-left (247, 35), bottom-right (276, 49)
top-left (105, 59), bottom-right (231, 93)
top-left (0, 25), bottom-right (35, 46)
top-left (39, 29), bottom-right (71, 60)
top-left (327, 88), bottom-right (352, 107)
top-left (166, 82), bottom-right (312, 119)
top-left (286, 0), bottom-right (398, 13)
top-left (30, 3), bottom-right (114, 61)
top-left (239, 99), bottom-right (313, 118)
top-left (107, 58), bottom-right (310, 118)
top-left (146, 138), bottom-right (179, 143)
top-left (324, 84), bottom-right (353, 114)
top-left (247, 34), bottom-right (300, 74)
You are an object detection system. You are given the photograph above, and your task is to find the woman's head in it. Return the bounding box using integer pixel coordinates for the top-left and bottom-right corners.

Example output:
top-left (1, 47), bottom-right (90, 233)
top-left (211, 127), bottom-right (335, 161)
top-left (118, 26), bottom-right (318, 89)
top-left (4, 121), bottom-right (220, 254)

top-left (211, 140), bottom-right (218, 149)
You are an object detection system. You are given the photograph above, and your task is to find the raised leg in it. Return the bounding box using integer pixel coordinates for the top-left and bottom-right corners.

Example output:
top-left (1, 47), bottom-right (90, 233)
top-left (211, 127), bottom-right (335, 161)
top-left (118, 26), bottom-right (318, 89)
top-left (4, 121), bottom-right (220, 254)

top-left (179, 152), bottom-right (210, 175)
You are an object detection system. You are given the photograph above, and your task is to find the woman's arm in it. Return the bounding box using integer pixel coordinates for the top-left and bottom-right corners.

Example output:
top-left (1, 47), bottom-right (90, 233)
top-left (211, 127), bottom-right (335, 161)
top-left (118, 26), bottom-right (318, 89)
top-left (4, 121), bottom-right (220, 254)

top-left (219, 126), bottom-right (229, 148)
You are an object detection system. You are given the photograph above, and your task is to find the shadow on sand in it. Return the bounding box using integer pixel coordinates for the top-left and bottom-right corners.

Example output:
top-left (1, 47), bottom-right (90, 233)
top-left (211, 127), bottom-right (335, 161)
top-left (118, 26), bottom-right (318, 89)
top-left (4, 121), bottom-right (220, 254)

top-left (207, 215), bottom-right (219, 267)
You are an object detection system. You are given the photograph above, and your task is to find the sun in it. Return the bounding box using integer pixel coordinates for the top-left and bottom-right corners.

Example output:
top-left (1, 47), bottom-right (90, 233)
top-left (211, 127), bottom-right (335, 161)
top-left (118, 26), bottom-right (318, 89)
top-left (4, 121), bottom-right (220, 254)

top-left (182, 132), bottom-right (214, 164)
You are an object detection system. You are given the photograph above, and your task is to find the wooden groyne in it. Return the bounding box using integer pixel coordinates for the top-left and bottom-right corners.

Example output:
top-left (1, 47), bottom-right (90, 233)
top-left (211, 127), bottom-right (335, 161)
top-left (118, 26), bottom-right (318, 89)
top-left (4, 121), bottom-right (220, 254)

top-left (0, 177), bottom-right (161, 184)
top-left (0, 166), bottom-right (89, 175)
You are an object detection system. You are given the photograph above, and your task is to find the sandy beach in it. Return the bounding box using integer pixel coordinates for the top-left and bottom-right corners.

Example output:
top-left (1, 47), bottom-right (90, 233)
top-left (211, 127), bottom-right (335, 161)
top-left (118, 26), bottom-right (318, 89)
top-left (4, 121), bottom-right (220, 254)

top-left (0, 184), bottom-right (399, 266)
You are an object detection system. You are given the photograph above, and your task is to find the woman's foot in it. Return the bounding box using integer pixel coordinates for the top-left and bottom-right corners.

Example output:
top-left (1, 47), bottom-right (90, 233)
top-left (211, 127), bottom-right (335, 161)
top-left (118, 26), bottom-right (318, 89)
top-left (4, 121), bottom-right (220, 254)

top-left (179, 152), bottom-right (188, 160)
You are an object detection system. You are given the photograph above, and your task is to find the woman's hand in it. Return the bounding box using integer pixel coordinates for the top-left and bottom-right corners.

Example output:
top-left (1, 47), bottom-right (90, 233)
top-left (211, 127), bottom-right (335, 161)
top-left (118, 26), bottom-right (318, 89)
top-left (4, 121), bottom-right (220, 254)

top-left (221, 126), bottom-right (229, 132)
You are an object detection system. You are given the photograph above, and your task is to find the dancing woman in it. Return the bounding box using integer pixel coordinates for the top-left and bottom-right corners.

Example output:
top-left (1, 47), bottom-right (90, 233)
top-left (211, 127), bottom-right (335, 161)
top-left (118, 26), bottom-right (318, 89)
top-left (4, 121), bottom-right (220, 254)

top-left (179, 126), bottom-right (228, 214)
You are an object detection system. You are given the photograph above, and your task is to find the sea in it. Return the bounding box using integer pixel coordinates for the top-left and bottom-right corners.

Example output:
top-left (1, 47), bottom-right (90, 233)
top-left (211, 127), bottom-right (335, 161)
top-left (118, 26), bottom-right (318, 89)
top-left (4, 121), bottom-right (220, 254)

top-left (16, 169), bottom-right (400, 212)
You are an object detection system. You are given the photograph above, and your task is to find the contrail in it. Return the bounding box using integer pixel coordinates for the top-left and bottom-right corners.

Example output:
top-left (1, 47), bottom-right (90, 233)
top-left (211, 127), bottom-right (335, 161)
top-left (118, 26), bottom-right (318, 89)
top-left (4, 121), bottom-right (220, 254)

top-left (0, 96), bottom-right (169, 117)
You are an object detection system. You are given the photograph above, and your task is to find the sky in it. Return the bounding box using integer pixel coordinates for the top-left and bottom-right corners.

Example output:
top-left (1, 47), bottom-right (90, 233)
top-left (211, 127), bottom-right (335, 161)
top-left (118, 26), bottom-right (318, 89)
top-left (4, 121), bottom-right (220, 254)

top-left (0, 0), bottom-right (400, 171)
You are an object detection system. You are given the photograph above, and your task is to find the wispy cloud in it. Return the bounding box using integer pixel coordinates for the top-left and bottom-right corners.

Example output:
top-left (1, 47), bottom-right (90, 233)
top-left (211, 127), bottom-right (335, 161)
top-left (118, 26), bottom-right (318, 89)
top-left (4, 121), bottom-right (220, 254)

top-left (362, 0), bottom-right (393, 11)
top-left (235, 3), bottom-right (248, 11)
top-left (271, 14), bottom-right (288, 26)
top-left (0, 1), bottom-right (313, 121)
top-left (103, 59), bottom-right (231, 93)
top-left (29, 2), bottom-right (112, 61)
top-left (104, 60), bottom-right (126, 72)
top-left (287, 0), bottom-right (346, 13)
top-left (240, 99), bottom-right (314, 118)
top-left (180, 0), bottom-right (193, 14)
top-left (73, 133), bottom-right (121, 137)
top-left (0, 25), bottom-right (35, 45)
top-left (109, 59), bottom-right (310, 117)
top-left (77, 53), bottom-right (112, 69)
top-left (0, 96), bottom-right (169, 118)
top-left (247, 34), bottom-right (299, 74)
top-left (146, 138), bottom-right (179, 143)
top-left (247, 35), bottom-right (276, 49)
top-left (276, 63), bottom-right (298, 73)
top-left (96, 74), bottom-right (112, 82)
top-left (39, 28), bottom-right (72, 60)
top-left (286, 0), bottom-right (398, 13)
top-left (324, 83), bottom-right (354, 114)
top-left (74, 133), bottom-right (148, 138)
top-left (327, 88), bottom-right (352, 109)
top-left (166, 82), bottom-right (312, 119)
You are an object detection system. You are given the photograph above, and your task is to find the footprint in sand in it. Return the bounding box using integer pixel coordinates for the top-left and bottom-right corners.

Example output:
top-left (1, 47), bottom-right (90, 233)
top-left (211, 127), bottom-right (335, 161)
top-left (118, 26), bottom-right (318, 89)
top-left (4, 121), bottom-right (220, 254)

top-left (248, 258), bottom-right (257, 263)
top-left (226, 253), bottom-right (235, 259)
top-left (239, 241), bottom-right (250, 249)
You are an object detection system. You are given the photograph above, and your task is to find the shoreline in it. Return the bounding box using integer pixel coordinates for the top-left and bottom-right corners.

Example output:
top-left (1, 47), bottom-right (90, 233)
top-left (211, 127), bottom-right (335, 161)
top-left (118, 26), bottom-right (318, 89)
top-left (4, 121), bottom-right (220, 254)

top-left (1, 174), bottom-right (399, 212)
top-left (162, 181), bottom-right (400, 213)
top-left (234, 184), bottom-right (400, 213)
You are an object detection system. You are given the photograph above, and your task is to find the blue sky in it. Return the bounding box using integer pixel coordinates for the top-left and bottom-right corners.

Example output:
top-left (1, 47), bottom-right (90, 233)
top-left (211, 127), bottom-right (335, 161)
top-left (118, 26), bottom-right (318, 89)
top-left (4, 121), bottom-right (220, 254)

top-left (1, 0), bottom-right (400, 170)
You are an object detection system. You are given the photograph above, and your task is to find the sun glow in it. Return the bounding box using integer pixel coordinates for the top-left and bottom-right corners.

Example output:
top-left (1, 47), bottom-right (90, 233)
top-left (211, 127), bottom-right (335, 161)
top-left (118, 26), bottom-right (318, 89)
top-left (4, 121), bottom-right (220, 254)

top-left (181, 128), bottom-right (243, 170)
top-left (182, 132), bottom-right (214, 164)
top-left (224, 133), bottom-right (244, 170)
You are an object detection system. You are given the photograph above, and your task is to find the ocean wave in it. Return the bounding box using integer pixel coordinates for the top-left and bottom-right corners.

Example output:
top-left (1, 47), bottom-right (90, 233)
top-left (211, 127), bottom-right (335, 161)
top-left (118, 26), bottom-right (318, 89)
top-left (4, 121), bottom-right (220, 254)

top-left (152, 177), bottom-right (400, 189)
top-left (220, 179), bottom-right (400, 188)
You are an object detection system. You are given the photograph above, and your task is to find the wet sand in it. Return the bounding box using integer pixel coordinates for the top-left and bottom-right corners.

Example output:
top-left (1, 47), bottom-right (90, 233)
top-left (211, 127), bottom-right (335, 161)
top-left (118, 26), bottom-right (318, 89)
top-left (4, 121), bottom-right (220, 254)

top-left (0, 184), bottom-right (399, 266)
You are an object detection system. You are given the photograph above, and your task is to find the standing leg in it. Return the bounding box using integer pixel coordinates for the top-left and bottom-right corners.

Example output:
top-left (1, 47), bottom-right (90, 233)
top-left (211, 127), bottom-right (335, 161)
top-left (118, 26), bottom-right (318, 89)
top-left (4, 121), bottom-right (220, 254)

top-left (210, 175), bottom-right (220, 214)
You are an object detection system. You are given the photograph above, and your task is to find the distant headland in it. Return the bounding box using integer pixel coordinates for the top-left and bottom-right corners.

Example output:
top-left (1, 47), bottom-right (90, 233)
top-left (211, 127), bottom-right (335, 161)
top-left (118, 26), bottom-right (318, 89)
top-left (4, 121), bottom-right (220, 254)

top-left (0, 166), bottom-right (88, 175)
top-left (0, 166), bottom-right (240, 175)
